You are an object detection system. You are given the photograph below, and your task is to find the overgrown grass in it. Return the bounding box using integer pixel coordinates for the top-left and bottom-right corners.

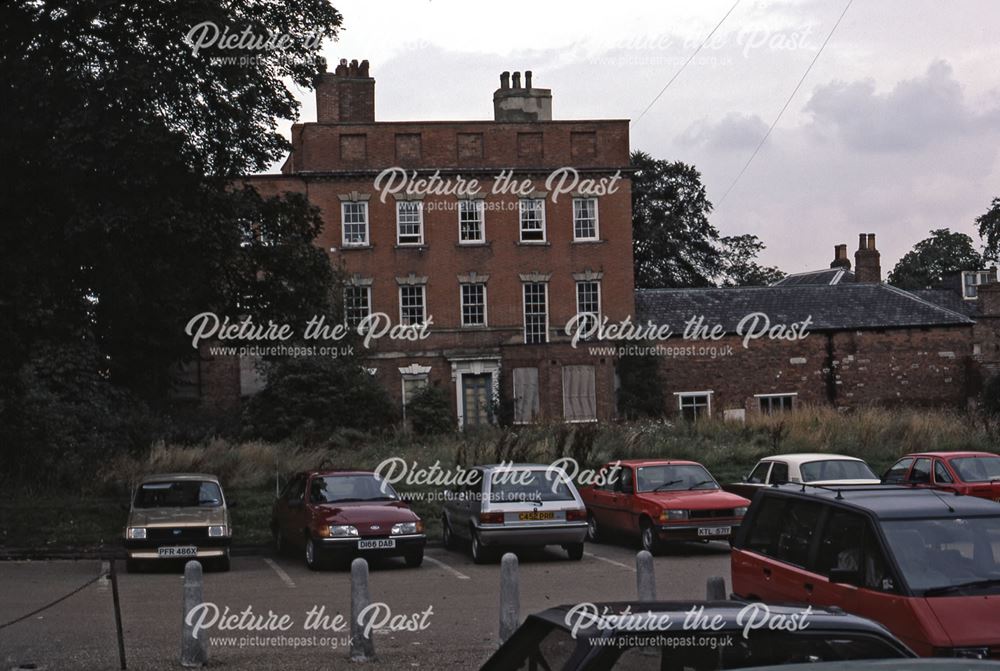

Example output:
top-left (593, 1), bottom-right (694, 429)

top-left (2, 406), bottom-right (992, 550)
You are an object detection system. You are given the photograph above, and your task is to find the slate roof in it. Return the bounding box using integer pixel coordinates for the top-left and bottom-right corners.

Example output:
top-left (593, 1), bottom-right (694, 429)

top-left (635, 283), bottom-right (974, 333)
top-left (772, 268), bottom-right (854, 287)
top-left (910, 288), bottom-right (979, 317)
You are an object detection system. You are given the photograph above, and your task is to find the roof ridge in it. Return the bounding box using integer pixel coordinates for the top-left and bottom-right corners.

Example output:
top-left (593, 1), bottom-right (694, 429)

top-left (879, 283), bottom-right (975, 323)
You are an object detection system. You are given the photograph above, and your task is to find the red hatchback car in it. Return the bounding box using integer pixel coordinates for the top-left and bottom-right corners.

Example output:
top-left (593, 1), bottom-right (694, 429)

top-left (883, 452), bottom-right (1000, 502)
top-left (271, 470), bottom-right (426, 570)
top-left (580, 459), bottom-right (750, 553)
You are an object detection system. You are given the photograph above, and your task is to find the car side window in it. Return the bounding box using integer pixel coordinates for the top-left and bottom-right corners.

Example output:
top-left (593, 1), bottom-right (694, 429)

top-left (287, 476), bottom-right (306, 503)
top-left (769, 463), bottom-right (789, 485)
top-left (617, 468), bottom-right (634, 494)
top-left (774, 500), bottom-right (824, 567)
top-left (816, 509), bottom-right (866, 576)
top-left (883, 457), bottom-right (914, 484)
top-left (745, 496), bottom-right (787, 556)
top-left (862, 525), bottom-right (897, 594)
top-left (747, 462), bottom-right (771, 484)
top-left (910, 458), bottom-right (932, 484)
top-left (933, 460), bottom-right (953, 484)
top-left (599, 466), bottom-right (620, 491)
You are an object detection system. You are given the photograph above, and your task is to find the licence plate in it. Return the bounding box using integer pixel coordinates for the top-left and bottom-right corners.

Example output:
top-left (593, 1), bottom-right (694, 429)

top-left (518, 511), bottom-right (555, 521)
top-left (157, 546), bottom-right (197, 558)
top-left (697, 527), bottom-right (731, 537)
top-left (358, 538), bottom-right (396, 550)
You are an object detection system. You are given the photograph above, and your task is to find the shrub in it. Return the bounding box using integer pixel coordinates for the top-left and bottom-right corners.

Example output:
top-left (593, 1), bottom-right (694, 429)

top-left (406, 384), bottom-right (454, 436)
top-left (617, 350), bottom-right (665, 419)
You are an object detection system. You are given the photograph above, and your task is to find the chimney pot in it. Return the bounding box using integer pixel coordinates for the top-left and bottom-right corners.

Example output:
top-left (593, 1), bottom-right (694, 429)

top-left (868, 233), bottom-right (876, 250)
top-left (525, 70), bottom-right (533, 88)
top-left (854, 232), bottom-right (881, 283)
top-left (512, 71), bottom-right (521, 89)
top-left (500, 71), bottom-right (510, 89)
top-left (858, 234), bottom-right (867, 251)
top-left (316, 58), bottom-right (375, 123)
top-left (830, 244), bottom-right (851, 270)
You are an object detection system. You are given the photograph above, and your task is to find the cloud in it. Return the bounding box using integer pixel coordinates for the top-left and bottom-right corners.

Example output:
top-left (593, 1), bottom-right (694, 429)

top-left (678, 113), bottom-right (770, 151)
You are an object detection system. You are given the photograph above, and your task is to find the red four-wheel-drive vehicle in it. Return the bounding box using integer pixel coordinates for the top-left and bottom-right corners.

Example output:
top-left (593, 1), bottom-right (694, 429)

top-left (883, 452), bottom-right (1000, 502)
top-left (580, 459), bottom-right (750, 554)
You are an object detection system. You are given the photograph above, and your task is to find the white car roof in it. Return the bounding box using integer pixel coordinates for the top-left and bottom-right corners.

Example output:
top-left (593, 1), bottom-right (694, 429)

top-left (761, 454), bottom-right (866, 467)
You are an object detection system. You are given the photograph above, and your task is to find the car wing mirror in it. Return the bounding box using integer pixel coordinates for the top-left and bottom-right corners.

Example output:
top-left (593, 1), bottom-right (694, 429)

top-left (828, 568), bottom-right (862, 586)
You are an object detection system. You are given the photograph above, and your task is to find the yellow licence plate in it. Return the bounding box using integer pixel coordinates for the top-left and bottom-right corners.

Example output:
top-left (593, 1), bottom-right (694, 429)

top-left (518, 511), bottom-right (555, 521)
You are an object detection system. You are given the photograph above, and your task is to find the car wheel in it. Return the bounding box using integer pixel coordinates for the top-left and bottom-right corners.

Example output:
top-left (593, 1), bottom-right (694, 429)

top-left (565, 543), bottom-right (584, 561)
top-left (586, 513), bottom-right (601, 543)
top-left (471, 531), bottom-right (491, 564)
top-left (404, 548), bottom-right (424, 568)
top-left (442, 516), bottom-right (457, 550)
top-left (305, 537), bottom-right (325, 571)
top-left (640, 521), bottom-right (661, 555)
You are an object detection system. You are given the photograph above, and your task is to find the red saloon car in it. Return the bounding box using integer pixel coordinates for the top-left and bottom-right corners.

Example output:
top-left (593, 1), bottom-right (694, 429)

top-left (883, 452), bottom-right (1000, 502)
top-left (580, 459), bottom-right (750, 553)
top-left (271, 470), bottom-right (426, 570)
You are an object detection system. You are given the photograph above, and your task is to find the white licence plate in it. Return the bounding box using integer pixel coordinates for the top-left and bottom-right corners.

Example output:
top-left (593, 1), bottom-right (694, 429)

top-left (157, 546), bottom-right (197, 558)
top-left (697, 527), bottom-right (731, 537)
top-left (358, 538), bottom-right (396, 550)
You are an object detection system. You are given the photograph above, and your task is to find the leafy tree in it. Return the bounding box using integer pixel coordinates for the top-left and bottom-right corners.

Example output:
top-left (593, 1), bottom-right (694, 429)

top-left (631, 151), bottom-right (720, 288)
top-left (406, 385), bottom-right (455, 436)
top-left (976, 198), bottom-right (1000, 262)
top-left (887, 228), bottom-right (983, 289)
top-left (617, 351), bottom-right (665, 419)
top-left (719, 234), bottom-right (785, 287)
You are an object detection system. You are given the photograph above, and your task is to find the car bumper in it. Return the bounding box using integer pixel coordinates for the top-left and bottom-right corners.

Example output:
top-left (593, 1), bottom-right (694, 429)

top-left (477, 523), bottom-right (588, 547)
top-left (124, 537), bottom-right (231, 560)
top-left (317, 533), bottom-right (426, 558)
top-left (656, 522), bottom-right (741, 541)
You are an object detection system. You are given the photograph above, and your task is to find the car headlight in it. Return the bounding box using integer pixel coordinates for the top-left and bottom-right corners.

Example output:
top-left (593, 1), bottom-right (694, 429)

top-left (329, 525), bottom-right (359, 538)
top-left (127, 527), bottom-right (146, 540)
top-left (663, 509), bottom-right (689, 521)
top-left (391, 522), bottom-right (418, 535)
top-left (951, 647), bottom-right (991, 659)
top-left (734, 507), bottom-right (748, 517)
top-left (208, 525), bottom-right (227, 537)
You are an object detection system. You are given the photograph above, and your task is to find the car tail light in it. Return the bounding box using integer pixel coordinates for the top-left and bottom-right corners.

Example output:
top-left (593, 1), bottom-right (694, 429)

top-left (480, 512), bottom-right (504, 524)
top-left (566, 509), bottom-right (587, 522)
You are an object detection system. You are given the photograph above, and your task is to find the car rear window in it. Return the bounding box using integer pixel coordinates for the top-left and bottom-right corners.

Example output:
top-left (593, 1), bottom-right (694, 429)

top-left (950, 457), bottom-right (1000, 483)
top-left (490, 470), bottom-right (575, 503)
top-left (799, 460), bottom-right (876, 482)
top-left (134, 481), bottom-right (222, 508)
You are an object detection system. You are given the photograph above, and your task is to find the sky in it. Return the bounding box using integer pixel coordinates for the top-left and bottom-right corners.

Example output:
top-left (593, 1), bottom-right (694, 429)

top-left (277, 0), bottom-right (1000, 275)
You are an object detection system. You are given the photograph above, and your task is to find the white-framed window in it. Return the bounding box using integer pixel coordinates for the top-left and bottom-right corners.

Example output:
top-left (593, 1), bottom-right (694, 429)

top-left (341, 202), bottom-right (369, 247)
top-left (572, 198), bottom-right (599, 241)
top-left (513, 367), bottom-right (540, 424)
top-left (396, 201), bottom-right (424, 245)
top-left (399, 285), bottom-right (426, 325)
top-left (756, 393), bottom-right (796, 415)
top-left (458, 199), bottom-right (485, 244)
top-left (519, 198), bottom-right (546, 242)
top-left (344, 285), bottom-right (371, 331)
top-left (399, 366), bottom-right (431, 420)
top-left (523, 282), bottom-right (549, 344)
top-left (675, 391), bottom-right (712, 420)
top-left (460, 283), bottom-right (487, 327)
top-left (575, 280), bottom-right (601, 336)
top-left (962, 269), bottom-right (997, 299)
top-left (562, 365), bottom-right (597, 422)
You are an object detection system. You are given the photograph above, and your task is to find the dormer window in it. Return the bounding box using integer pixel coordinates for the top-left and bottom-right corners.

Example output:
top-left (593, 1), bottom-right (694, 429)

top-left (962, 269), bottom-right (997, 299)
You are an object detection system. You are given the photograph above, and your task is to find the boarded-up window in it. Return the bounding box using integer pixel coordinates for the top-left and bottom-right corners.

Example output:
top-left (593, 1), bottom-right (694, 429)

top-left (395, 133), bottom-right (422, 161)
top-left (517, 132), bottom-right (543, 160)
top-left (457, 133), bottom-right (483, 160)
top-left (571, 131), bottom-right (597, 160)
top-left (562, 365), bottom-right (597, 421)
top-left (340, 134), bottom-right (367, 161)
top-left (513, 367), bottom-right (540, 423)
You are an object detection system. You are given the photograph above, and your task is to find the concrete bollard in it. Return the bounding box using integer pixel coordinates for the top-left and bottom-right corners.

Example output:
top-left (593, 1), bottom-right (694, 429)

top-left (636, 550), bottom-right (656, 602)
top-left (181, 560), bottom-right (208, 668)
top-left (499, 553), bottom-right (520, 644)
top-left (350, 558), bottom-right (376, 662)
top-left (706, 576), bottom-right (727, 601)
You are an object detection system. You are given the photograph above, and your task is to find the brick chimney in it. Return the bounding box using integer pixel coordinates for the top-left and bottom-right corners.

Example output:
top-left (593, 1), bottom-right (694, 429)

top-left (854, 233), bottom-right (881, 283)
top-left (829, 244), bottom-right (851, 270)
top-left (316, 59), bottom-right (374, 123)
top-left (493, 70), bottom-right (552, 122)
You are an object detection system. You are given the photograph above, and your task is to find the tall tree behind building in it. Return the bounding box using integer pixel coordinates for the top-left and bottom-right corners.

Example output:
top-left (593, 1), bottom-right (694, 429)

top-left (888, 228), bottom-right (983, 289)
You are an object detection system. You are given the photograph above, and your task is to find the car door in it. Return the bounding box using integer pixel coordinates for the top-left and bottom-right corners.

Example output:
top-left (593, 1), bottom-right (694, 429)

top-left (882, 457), bottom-right (914, 484)
top-left (613, 466), bottom-right (637, 533)
top-left (587, 463), bottom-right (624, 532)
top-left (768, 461), bottom-right (790, 485)
top-left (284, 475), bottom-right (309, 547)
top-left (907, 458), bottom-right (933, 487)
top-left (809, 507), bottom-right (865, 612)
top-left (767, 498), bottom-right (825, 604)
top-left (451, 469), bottom-right (481, 540)
top-left (931, 459), bottom-right (957, 492)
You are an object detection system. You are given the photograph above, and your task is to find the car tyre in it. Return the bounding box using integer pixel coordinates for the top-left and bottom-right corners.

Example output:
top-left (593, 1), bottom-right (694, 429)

top-left (640, 520), bottom-right (662, 556)
top-left (305, 537), bottom-right (326, 571)
top-left (471, 530), bottom-right (492, 564)
top-left (586, 513), bottom-right (601, 543)
top-left (404, 548), bottom-right (424, 568)
top-left (565, 542), bottom-right (584, 561)
top-left (442, 516), bottom-right (458, 550)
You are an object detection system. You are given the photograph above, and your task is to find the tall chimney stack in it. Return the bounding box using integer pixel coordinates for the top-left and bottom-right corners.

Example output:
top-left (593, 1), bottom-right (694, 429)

top-left (315, 58), bottom-right (375, 123)
top-left (493, 69), bottom-right (552, 122)
top-left (854, 233), bottom-right (881, 283)
top-left (830, 244), bottom-right (851, 270)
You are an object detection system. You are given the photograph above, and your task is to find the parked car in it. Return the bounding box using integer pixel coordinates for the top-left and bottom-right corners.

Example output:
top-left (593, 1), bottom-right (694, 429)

top-left (726, 454), bottom-right (881, 499)
top-left (580, 459), bottom-right (750, 553)
top-left (883, 452), bottom-right (1000, 502)
top-left (441, 463), bottom-right (587, 563)
top-left (752, 662), bottom-right (1000, 671)
top-left (731, 484), bottom-right (1000, 658)
top-left (480, 601), bottom-right (914, 670)
top-left (271, 470), bottom-right (426, 570)
top-left (123, 473), bottom-right (232, 573)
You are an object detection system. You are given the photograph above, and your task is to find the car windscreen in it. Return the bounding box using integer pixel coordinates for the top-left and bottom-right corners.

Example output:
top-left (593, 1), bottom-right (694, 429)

top-left (949, 456), bottom-right (1000, 483)
top-left (882, 516), bottom-right (1000, 595)
top-left (799, 459), bottom-right (877, 482)
top-left (310, 475), bottom-right (399, 503)
top-left (489, 470), bottom-right (575, 503)
top-left (635, 464), bottom-right (718, 492)
top-left (134, 481), bottom-right (222, 508)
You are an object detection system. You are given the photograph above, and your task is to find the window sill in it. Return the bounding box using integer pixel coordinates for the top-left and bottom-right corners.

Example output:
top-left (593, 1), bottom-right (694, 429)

top-left (571, 238), bottom-right (605, 245)
top-left (395, 244), bottom-right (427, 250)
top-left (457, 241), bottom-right (490, 248)
top-left (340, 244), bottom-right (373, 251)
top-left (516, 241), bottom-right (551, 247)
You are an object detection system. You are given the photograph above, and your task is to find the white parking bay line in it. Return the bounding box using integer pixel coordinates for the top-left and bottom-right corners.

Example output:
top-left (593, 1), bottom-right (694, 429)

top-left (424, 556), bottom-right (470, 580)
top-left (263, 558), bottom-right (297, 588)
top-left (585, 552), bottom-right (635, 572)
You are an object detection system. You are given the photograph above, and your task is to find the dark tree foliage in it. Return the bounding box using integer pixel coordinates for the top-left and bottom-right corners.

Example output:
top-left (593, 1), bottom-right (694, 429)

top-left (719, 234), bottom-right (785, 287)
top-left (406, 385), bottom-right (455, 436)
top-left (631, 151), bottom-right (720, 288)
top-left (617, 351), bottom-right (665, 419)
top-left (887, 228), bottom-right (983, 289)
top-left (976, 198), bottom-right (1000, 262)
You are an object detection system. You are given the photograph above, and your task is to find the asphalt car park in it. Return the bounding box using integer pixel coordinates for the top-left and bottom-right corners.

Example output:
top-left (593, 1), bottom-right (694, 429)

top-left (0, 539), bottom-right (731, 670)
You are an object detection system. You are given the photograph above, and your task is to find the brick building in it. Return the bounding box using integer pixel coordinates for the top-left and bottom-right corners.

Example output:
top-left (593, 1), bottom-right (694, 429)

top-left (241, 59), bottom-right (634, 427)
